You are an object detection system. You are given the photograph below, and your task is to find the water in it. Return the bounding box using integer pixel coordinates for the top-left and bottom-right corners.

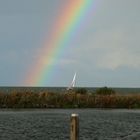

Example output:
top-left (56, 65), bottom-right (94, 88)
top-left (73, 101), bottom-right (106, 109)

top-left (0, 109), bottom-right (140, 140)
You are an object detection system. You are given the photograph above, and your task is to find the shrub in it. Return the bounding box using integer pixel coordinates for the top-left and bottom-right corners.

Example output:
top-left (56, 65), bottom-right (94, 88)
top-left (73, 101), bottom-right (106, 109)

top-left (96, 87), bottom-right (116, 96)
top-left (75, 88), bottom-right (87, 95)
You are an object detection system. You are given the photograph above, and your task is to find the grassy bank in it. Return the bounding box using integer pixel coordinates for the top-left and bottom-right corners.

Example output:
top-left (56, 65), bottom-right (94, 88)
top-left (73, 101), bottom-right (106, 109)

top-left (0, 88), bottom-right (140, 108)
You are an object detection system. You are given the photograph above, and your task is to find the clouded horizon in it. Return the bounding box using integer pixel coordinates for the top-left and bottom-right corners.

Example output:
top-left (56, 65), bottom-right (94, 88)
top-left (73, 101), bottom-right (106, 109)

top-left (0, 0), bottom-right (140, 87)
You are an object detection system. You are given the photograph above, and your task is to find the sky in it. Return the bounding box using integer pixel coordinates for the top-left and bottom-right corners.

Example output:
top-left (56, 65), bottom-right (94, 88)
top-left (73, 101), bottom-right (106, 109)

top-left (0, 0), bottom-right (140, 87)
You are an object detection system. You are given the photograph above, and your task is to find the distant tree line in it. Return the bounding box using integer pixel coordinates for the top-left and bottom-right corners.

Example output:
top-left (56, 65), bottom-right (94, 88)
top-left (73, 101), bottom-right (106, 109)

top-left (0, 87), bottom-right (140, 108)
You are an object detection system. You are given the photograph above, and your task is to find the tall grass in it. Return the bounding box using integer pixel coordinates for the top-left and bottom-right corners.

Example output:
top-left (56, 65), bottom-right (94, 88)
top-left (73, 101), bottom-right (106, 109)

top-left (0, 90), bottom-right (140, 108)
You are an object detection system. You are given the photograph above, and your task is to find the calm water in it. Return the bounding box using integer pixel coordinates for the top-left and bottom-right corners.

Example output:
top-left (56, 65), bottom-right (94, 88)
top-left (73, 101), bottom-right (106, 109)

top-left (0, 109), bottom-right (140, 140)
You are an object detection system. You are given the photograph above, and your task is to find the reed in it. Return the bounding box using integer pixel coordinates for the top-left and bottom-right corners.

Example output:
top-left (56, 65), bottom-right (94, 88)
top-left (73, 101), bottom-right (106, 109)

top-left (0, 90), bottom-right (140, 108)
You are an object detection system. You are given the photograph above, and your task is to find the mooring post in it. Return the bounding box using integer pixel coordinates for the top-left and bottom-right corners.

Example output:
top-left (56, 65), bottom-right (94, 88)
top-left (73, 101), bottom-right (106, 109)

top-left (70, 113), bottom-right (79, 140)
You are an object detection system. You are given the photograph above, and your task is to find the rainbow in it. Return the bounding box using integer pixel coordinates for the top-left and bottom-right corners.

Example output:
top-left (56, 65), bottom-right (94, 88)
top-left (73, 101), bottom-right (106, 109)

top-left (25, 0), bottom-right (98, 86)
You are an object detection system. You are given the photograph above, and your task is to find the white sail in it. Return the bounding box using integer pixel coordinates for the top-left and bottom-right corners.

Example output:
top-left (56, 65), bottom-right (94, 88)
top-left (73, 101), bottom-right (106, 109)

top-left (71, 72), bottom-right (76, 88)
top-left (67, 72), bottom-right (76, 90)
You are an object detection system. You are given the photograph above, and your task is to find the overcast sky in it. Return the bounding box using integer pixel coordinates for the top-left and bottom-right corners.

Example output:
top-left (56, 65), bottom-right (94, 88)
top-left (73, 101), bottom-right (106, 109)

top-left (0, 0), bottom-right (140, 87)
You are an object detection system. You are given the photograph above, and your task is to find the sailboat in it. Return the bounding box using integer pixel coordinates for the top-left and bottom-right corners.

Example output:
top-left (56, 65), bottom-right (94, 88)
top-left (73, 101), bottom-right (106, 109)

top-left (67, 72), bottom-right (76, 90)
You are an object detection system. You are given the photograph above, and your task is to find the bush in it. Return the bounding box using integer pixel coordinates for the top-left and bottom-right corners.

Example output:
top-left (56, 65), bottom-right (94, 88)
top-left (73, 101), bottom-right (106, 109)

top-left (95, 87), bottom-right (116, 96)
top-left (75, 88), bottom-right (87, 95)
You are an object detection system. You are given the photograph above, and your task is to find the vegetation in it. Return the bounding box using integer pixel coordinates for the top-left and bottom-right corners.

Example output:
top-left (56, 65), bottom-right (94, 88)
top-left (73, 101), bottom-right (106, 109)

top-left (95, 87), bottom-right (116, 95)
top-left (0, 87), bottom-right (140, 108)
top-left (75, 88), bottom-right (87, 95)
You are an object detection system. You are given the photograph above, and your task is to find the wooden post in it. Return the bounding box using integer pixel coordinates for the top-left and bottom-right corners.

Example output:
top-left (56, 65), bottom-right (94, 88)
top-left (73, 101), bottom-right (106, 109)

top-left (70, 114), bottom-right (79, 140)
